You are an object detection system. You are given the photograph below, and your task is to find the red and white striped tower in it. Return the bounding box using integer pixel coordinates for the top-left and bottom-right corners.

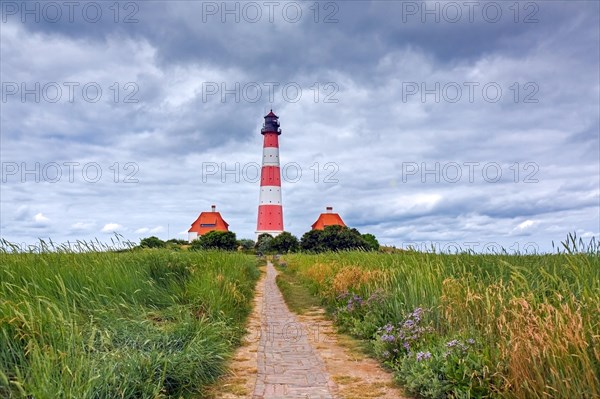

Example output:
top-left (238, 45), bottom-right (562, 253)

top-left (256, 110), bottom-right (284, 238)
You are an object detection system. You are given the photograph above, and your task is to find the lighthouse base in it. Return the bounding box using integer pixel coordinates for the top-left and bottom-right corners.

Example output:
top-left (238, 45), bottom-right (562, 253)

top-left (255, 230), bottom-right (283, 240)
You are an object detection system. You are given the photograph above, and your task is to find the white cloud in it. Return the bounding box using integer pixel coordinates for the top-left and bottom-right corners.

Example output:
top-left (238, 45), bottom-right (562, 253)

top-left (517, 220), bottom-right (536, 230)
top-left (71, 222), bottom-right (95, 231)
top-left (101, 223), bottom-right (123, 233)
top-left (33, 213), bottom-right (49, 223)
top-left (135, 226), bottom-right (164, 234)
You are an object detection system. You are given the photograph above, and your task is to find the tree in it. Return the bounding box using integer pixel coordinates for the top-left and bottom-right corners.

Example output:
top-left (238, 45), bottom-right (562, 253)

top-left (166, 238), bottom-right (187, 245)
top-left (237, 239), bottom-right (255, 251)
top-left (321, 226), bottom-right (365, 251)
top-left (300, 226), bottom-right (375, 252)
top-left (191, 231), bottom-right (237, 251)
top-left (361, 233), bottom-right (380, 251)
top-left (140, 236), bottom-right (166, 248)
top-left (255, 233), bottom-right (274, 254)
top-left (270, 232), bottom-right (299, 253)
top-left (300, 229), bottom-right (325, 252)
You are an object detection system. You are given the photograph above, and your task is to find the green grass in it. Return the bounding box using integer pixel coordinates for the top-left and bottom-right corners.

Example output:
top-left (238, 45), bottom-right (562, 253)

top-left (275, 265), bottom-right (322, 314)
top-left (280, 237), bottom-right (600, 399)
top-left (0, 249), bottom-right (259, 398)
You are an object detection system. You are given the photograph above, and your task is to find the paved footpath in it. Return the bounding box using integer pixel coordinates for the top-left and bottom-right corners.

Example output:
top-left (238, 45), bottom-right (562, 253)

top-left (252, 262), bottom-right (338, 399)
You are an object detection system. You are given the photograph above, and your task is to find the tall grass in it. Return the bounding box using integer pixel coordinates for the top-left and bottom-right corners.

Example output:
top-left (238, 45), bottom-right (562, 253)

top-left (282, 236), bottom-right (600, 398)
top-left (0, 247), bottom-right (259, 398)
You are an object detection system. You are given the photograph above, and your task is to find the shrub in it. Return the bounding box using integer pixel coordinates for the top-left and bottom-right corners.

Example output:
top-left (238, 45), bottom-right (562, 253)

top-left (255, 233), bottom-right (273, 254)
top-left (167, 239), bottom-right (187, 245)
top-left (237, 239), bottom-right (255, 251)
top-left (300, 229), bottom-right (325, 252)
top-left (140, 236), bottom-right (166, 248)
top-left (190, 231), bottom-right (237, 251)
top-left (361, 233), bottom-right (380, 251)
top-left (300, 226), bottom-right (376, 252)
top-left (270, 232), bottom-right (299, 253)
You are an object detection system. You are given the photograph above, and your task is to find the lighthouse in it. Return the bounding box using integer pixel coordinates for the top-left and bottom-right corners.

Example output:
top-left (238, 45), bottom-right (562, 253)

top-left (256, 110), bottom-right (284, 238)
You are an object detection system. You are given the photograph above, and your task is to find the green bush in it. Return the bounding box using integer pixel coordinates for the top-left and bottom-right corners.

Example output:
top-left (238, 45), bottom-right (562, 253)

top-left (270, 232), bottom-right (299, 253)
top-left (361, 233), bottom-right (380, 251)
top-left (299, 229), bottom-right (325, 252)
top-left (255, 233), bottom-right (273, 254)
top-left (300, 226), bottom-right (375, 252)
top-left (139, 236), bottom-right (166, 248)
top-left (237, 239), bottom-right (255, 251)
top-left (190, 231), bottom-right (237, 251)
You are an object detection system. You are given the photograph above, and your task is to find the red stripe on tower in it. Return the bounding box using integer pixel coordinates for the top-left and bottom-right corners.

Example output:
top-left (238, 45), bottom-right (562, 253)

top-left (256, 110), bottom-right (284, 238)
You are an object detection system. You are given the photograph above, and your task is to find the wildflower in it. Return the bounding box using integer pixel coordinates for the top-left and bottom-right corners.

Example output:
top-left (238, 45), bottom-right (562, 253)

top-left (416, 351), bottom-right (432, 362)
top-left (403, 342), bottom-right (410, 351)
top-left (367, 289), bottom-right (384, 304)
top-left (384, 323), bottom-right (394, 333)
top-left (467, 338), bottom-right (475, 345)
top-left (382, 350), bottom-right (390, 358)
top-left (446, 339), bottom-right (459, 348)
top-left (381, 334), bottom-right (396, 342)
top-left (336, 291), bottom-right (350, 300)
top-left (412, 307), bottom-right (423, 321)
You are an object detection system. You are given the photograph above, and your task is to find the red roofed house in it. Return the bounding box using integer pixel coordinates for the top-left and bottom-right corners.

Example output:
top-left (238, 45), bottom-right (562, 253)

top-left (188, 205), bottom-right (229, 242)
top-left (311, 206), bottom-right (346, 230)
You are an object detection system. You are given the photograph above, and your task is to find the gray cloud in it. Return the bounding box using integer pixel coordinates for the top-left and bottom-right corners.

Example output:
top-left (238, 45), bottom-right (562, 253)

top-left (1, 1), bottom-right (598, 251)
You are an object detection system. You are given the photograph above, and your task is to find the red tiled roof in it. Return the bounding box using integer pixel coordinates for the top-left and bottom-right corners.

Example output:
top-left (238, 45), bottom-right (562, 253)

top-left (188, 212), bottom-right (229, 235)
top-left (311, 213), bottom-right (346, 230)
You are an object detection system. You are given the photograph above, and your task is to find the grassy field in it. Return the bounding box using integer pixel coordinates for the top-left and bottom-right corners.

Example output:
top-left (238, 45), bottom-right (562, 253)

top-left (279, 240), bottom-right (600, 399)
top-left (0, 248), bottom-right (259, 398)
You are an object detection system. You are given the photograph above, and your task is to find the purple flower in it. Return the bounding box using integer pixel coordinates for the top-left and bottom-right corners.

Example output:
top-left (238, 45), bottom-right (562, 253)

top-left (384, 323), bottom-right (394, 333)
top-left (348, 294), bottom-right (362, 305)
top-left (381, 334), bottom-right (396, 342)
top-left (467, 338), bottom-right (475, 345)
top-left (367, 290), bottom-right (384, 304)
top-left (416, 351), bottom-right (432, 362)
top-left (412, 307), bottom-right (423, 321)
top-left (447, 339), bottom-right (459, 348)
top-left (403, 342), bottom-right (410, 351)
top-left (337, 291), bottom-right (350, 300)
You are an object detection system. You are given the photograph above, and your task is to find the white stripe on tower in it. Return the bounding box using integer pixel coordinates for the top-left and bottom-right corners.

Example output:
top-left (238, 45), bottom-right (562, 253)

top-left (256, 110), bottom-right (284, 238)
top-left (259, 187), bottom-right (282, 205)
top-left (262, 147), bottom-right (280, 166)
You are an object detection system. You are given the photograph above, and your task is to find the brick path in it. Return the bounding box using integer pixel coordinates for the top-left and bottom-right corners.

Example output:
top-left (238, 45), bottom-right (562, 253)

top-left (252, 262), bottom-right (338, 399)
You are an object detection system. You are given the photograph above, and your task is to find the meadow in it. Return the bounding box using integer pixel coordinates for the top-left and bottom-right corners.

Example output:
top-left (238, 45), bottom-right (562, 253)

top-left (0, 246), bottom-right (259, 398)
top-left (279, 238), bottom-right (600, 399)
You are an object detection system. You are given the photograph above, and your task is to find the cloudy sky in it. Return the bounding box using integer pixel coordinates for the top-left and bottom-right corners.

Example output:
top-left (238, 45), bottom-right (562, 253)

top-left (1, 0), bottom-right (598, 252)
